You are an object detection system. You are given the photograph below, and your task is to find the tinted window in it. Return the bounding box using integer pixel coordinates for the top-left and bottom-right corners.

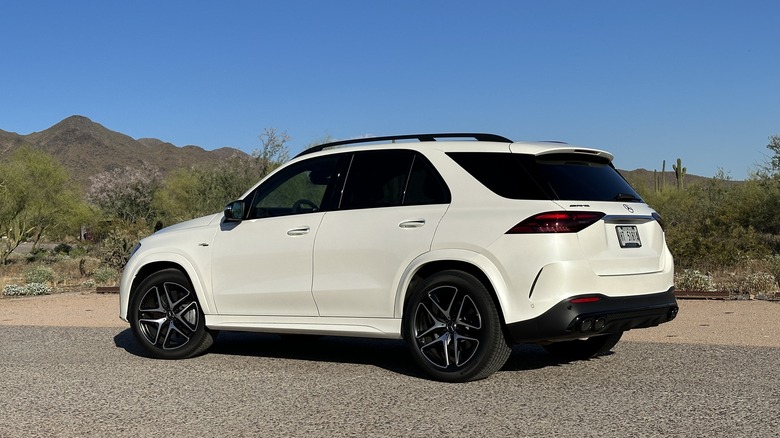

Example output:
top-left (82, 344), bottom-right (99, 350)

top-left (246, 155), bottom-right (340, 218)
top-left (448, 152), bottom-right (641, 202)
top-left (403, 155), bottom-right (450, 205)
top-left (340, 150), bottom-right (450, 210)
top-left (532, 153), bottom-right (642, 202)
top-left (447, 152), bottom-right (547, 200)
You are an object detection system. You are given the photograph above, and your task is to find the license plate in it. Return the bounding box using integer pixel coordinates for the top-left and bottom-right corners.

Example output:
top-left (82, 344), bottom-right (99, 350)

top-left (616, 226), bottom-right (641, 248)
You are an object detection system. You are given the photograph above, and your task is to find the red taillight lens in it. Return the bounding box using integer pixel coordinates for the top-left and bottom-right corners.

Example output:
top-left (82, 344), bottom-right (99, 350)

top-left (507, 211), bottom-right (606, 234)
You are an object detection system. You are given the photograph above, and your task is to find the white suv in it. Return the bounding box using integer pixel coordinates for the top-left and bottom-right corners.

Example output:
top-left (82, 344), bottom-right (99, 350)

top-left (119, 133), bottom-right (678, 382)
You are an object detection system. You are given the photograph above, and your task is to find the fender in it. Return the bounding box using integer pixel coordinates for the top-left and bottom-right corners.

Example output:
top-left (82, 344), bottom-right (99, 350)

top-left (119, 248), bottom-right (216, 320)
top-left (393, 248), bottom-right (515, 320)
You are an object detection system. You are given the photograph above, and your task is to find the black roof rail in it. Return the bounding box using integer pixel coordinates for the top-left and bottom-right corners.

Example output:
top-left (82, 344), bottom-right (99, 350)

top-left (295, 133), bottom-right (513, 158)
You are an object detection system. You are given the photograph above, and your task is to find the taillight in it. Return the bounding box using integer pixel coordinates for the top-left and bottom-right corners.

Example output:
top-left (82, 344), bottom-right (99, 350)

top-left (507, 211), bottom-right (605, 234)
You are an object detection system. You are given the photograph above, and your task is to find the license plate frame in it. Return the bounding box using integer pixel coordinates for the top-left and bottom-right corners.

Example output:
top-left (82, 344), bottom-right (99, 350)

top-left (616, 225), bottom-right (642, 248)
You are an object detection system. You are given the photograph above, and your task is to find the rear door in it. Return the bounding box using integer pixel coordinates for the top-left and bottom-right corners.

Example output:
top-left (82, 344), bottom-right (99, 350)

top-left (312, 149), bottom-right (450, 317)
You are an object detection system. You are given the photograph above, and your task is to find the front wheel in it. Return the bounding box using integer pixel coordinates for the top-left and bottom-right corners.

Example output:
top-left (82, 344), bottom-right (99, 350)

top-left (128, 268), bottom-right (215, 359)
top-left (403, 270), bottom-right (511, 382)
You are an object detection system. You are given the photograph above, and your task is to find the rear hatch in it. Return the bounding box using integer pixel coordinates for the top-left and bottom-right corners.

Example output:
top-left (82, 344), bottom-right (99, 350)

top-left (519, 147), bottom-right (667, 276)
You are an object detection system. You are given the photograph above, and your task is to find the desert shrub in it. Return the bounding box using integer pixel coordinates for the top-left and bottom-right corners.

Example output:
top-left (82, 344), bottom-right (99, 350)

top-left (763, 254), bottom-right (780, 286)
top-left (717, 270), bottom-right (778, 300)
top-left (24, 265), bottom-right (55, 284)
top-left (675, 269), bottom-right (714, 291)
top-left (53, 243), bottom-right (73, 254)
top-left (96, 223), bottom-right (151, 270)
top-left (78, 257), bottom-right (102, 277)
top-left (93, 266), bottom-right (119, 285)
top-left (24, 283), bottom-right (51, 296)
top-left (2, 283), bottom-right (51, 296)
top-left (2, 284), bottom-right (26, 296)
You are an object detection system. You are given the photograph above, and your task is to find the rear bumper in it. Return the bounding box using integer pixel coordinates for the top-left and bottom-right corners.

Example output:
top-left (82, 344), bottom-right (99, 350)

top-left (506, 288), bottom-right (678, 344)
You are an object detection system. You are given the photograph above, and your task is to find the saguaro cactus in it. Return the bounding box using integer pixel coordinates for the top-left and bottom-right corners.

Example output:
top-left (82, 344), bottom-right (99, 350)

top-left (673, 158), bottom-right (686, 190)
top-left (654, 169), bottom-right (659, 193)
top-left (661, 160), bottom-right (666, 191)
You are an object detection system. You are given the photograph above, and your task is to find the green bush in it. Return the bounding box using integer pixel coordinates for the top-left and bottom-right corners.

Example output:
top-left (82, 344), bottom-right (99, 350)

top-left (96, 223), bottom-right (151, 270)
top-left (24, 265), bottom-right (55, 284)
top-left (53, 243), bottom-right (73, 254)
top-left (93, 266), bottom-right (119, 285)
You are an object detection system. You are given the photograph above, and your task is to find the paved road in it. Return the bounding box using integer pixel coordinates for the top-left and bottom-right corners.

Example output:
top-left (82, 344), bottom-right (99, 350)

top-left (0, 326), bottom-right (778, 437)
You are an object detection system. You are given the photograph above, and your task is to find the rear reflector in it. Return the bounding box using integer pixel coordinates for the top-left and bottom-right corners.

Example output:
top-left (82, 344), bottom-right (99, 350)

top-left (507, 211), bottom-right (606, 234)
top-left (569, 296), bottom-right (601, 304)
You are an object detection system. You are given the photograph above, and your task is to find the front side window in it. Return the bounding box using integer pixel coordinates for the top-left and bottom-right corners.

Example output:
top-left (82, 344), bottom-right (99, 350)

top-left (246, 155), bottom-right (340, 219)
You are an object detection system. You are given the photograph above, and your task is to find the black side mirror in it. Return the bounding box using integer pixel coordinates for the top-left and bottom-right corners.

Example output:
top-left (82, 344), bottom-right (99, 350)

top-left (224, 200), bottom-right (245, 222)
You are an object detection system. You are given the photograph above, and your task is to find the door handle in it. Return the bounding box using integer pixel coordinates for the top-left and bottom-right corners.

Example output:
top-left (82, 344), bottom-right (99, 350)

top-left (287, 226), bottom-right (311, 236)
top-left (399, 219), bottom-right (426, 229)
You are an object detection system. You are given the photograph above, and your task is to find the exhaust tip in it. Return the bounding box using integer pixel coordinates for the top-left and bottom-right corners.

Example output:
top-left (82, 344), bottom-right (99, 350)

top-left (668, 306), bottom-right (679, 321)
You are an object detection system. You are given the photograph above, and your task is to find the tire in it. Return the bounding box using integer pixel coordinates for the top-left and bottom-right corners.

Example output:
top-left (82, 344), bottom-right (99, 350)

top-left (542, 332), bottom-right (623, 361)
top-left (403, 270), bottom-right (511, 382)
top-left (128, 268), bottom-right (215, 359)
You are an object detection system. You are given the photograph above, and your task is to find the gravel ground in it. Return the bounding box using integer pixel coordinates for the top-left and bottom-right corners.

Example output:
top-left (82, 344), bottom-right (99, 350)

top-left (0, 292), bottom-right (778, 347)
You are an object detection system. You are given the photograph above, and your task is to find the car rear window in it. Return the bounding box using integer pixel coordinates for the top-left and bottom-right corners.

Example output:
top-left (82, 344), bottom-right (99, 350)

top-left (447, 152), bottom-right (641, 202)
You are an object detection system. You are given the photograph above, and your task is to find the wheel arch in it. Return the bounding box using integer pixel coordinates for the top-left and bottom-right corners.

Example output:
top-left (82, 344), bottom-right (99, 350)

top-left (126, 254), bottom-right (215, 316)
top-left (395, 251), bottom-right (511, 334)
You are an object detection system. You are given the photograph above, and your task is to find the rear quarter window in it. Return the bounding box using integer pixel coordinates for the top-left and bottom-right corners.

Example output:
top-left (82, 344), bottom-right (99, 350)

top-left (447, 152), bottom-right (547, 200)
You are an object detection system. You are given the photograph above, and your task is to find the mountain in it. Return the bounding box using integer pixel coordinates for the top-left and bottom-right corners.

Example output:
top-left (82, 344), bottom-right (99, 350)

top-left (0, 115), bottom-right (249, 188)
top-left (1, 116), bottom-right (719, 192)
top-left (619, 167), bottom-right (720, 192)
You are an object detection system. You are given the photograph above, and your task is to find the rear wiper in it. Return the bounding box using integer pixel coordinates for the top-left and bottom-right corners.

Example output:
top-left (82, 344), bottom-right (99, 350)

top-left (614, 193), bottom-right (642, 202)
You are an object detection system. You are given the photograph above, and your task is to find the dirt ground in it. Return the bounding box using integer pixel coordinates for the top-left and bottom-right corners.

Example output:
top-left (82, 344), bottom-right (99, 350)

top-left (0, 292), bottom-right (778, 348)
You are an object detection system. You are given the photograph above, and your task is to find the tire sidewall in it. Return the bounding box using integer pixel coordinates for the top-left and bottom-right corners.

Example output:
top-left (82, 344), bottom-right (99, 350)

top-left (403, 270), bottom-right (508, 382)
top-left (128, 268), bottom-right (211, 360)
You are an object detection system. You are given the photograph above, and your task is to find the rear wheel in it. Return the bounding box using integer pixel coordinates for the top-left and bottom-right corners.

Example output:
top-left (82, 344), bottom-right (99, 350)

top-left (543, 332), bottom-right (623, 361)
top-left (404, 270), bottom-right (511, 382)
top-left (128, 268), bottom-right (215, 359)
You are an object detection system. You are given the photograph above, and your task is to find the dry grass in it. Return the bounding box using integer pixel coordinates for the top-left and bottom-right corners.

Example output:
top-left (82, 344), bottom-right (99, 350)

top-left (0, 251), bottom-right (110, 297)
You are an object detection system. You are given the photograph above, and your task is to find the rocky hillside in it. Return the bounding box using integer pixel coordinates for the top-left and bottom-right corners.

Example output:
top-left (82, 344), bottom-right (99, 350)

top-left (0, 116), bottom-right (716, 192)
top-left (0, 116), bottom-right (249, 188)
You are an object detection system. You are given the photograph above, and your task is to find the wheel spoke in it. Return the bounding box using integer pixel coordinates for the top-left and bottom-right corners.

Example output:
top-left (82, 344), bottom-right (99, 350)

top-left (414, 302), bottom-right (447, 339)
top-left (455, 295), bottom-right (482, 330)
top-left (413, 284), bottom-right (484, 370)
top-left (136, 281), bottom-right (199, 351)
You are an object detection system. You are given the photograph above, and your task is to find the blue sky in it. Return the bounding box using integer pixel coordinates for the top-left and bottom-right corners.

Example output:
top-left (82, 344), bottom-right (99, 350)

top-left (1, 1), bottom-right (779, 180)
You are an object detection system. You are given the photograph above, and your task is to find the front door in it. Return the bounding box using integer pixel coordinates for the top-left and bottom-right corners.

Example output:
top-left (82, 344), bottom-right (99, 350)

top-left (210, 155), bottom-right (340, 316)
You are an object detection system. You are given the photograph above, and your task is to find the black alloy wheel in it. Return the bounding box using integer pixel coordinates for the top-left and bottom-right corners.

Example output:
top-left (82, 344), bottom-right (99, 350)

top-left (128, 268), bottom-right (215, 359)
top-left (404, 270), bottom-right (511, 382)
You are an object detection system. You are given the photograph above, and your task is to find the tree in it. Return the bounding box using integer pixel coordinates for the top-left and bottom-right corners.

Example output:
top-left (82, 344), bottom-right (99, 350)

top-left (254, 127), bottom-right (291, 176)
top-left (153, 158), bottom-right (260, 225)
top-left (0, 147), bottom-right (86, 263)
top-left (153, 128), bottom-right (293, 225)
top-left (86, 166), bottom-right (162, 224)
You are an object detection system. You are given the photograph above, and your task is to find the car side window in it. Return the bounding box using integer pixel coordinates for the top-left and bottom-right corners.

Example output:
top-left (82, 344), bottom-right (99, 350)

top-left (339, 150), bottom-right (450, 210)
top-left (245, 155), bottom-right (340, 219)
